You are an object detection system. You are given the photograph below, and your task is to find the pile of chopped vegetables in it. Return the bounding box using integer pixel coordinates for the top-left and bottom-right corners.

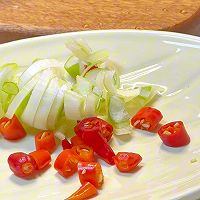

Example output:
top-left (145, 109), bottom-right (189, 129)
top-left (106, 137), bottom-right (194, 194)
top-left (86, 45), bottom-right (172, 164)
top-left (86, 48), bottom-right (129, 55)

top-left (0, 39), bottom-right (190, 200)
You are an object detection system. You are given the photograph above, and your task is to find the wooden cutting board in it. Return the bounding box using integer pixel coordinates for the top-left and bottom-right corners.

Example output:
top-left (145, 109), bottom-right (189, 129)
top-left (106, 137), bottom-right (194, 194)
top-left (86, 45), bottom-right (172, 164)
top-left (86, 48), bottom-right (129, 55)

top-left (0, 0), bottom-right (200, 43)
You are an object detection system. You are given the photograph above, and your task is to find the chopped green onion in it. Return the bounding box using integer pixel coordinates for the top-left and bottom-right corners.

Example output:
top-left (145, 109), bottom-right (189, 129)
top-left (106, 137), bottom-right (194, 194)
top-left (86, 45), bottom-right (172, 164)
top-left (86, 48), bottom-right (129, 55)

top-left (65, 63), bottom-right (80, 79)
top-left (2, 82), bottom-right (19, 95)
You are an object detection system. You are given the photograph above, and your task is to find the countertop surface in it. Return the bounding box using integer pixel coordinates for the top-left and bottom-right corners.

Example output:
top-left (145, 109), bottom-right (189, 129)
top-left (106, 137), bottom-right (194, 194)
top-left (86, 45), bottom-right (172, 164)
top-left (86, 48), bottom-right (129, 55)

top-left (0, 0), bottom-right (200, 43)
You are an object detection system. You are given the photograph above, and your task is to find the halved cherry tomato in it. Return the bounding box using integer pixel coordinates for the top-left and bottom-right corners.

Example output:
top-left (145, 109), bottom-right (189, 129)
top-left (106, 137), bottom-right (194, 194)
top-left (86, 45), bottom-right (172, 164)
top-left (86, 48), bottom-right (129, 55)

top-left (71, 135), bottom-right (85, 146)
top-left (35, 131), bottom-right (56, 153)
top-left (74, 117), bottom-right (115, 165)
top-left (54, 149), bottom-right (79, 178)
top-left (113, 152), bottom-right (142, 173)
top-left (65, 182), bottom-right (97, 200)
top-left (74, 117), bottom-right (113, 142)
top-left (131, 107), bottom-right (163, 131)
top-left (0, 115), bottom-right (26, 140)
top-left (7, 152), bottom-right (37, 177)
top-left (72, 145), bottom-right (95, 162)
top-left (158, 121), bottom-right (190, 147)
top-left (29, 150), bottom-right (51, 170)
top-left (78, 162), bottom-right (104, 188)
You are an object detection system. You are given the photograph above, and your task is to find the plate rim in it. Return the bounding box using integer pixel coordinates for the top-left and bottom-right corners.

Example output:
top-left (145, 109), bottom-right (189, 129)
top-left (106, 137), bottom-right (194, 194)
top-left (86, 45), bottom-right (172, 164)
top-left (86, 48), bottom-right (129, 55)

top-left (1, 29), bottom-right (200, 48)
top-left (1, 29), bottom-right (200, 200)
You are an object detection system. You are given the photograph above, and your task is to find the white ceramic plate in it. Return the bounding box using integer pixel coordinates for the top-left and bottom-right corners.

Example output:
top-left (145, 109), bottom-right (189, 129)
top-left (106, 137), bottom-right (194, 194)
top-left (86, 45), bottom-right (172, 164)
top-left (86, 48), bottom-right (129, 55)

top-left (0, 30), bottom-right (200, 200)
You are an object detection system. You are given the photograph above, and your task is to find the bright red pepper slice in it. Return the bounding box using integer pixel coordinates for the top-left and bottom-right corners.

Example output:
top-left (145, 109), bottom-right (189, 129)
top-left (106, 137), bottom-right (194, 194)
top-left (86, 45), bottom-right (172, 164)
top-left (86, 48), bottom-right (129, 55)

top-left (0, 115), bottom-right (26, 140)
top-left (72, 144), bottom-right (95, 162)
top-left (62, 138), bottom-right (72, 150)
top-left (35, 131), bottom-right (56, 153)
top-left (7, 152), bottom-right (37, 178)
top-left (54, 149), bottom-right (79, 178)
top-left (74, 117), bottom-right (113, 142)
top-left (29, 150), bottom-right (51, 170)
top-left (158, 121), bottom-right (190, 147)
top-left (65, 182), bottom-right (97, 200)
top-left (71, 135), bottom-right (85, 146)
top-left (113, 152), bottom-right (142, 173)
top-left (78, 162), bottom-right (104, 188)
top-left (74, 117), bottom-right (115, 165)
top-left (131, 107), bottom-right (163, 131)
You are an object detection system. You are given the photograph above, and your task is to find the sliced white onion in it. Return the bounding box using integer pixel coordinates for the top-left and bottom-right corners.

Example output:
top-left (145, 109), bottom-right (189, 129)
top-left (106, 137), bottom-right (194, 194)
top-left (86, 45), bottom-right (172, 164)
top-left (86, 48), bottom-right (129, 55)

top-left (6, 75), bottom-right (40, 118)
top-left (114, 126), bottom-right (133, 135)
top-left (117, 88), bottom-right (141, 102)
top-left (0, 68), bottom-right (12, 87)
top-left (87, 50), bottom-right (109, 65)
top-left (21, 69), bottom-right (55, 126)
top-left (64, 90), bottom-right (84, 120)
top-left (19, 59), bottom-right (63, 89)
top-left (73, 76), bottom-right (92, 96)
top-left (47, 82), bottom-right (72, 130)
top-left (84, 93), bottom-right (99, 117)
top-left (104, 70), bottom-right (117, 94)
top-left (109, 95), bottom-right (130, 123)
top-left (84, 68), bottom-right (102, 85)
top-left (65, 38), bottom-right (92, 62)
top-left (33, 77), bottom-right (60, 130)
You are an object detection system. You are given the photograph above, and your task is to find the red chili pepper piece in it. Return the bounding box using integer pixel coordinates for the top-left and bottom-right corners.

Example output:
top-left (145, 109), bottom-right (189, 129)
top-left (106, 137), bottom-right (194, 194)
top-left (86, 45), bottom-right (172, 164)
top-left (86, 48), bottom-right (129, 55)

top-left (74, 117), bottom-right (115, 165)
top-left (7, 152), bottom-right (37, 178)
top-left (158, 121), bottom-right (190, 147)
top-left (65, 182), bottom-right (97, 200)
top-left (75, 117), bottom-right (113, 142)
top-left (72, 145), bottom-right (95, 162)
top-left (0, 115), bottom-right (26, 140)
top-left (29, 150), bottom-right (51, 170)
top-left (131, 107), bottom-right (163, 131)
top-left (78, 162), bottom-right (104, 188)
top-left (54, 149), bottom-right (79, 178)
top-left (113, 152), bottom-right (142, 173)
top-left (71, 135), bottom-right (85, 146)
top-left (35, 131), bottom-right (56, 153)
top-left (62, 138), bottom-right (72, 149)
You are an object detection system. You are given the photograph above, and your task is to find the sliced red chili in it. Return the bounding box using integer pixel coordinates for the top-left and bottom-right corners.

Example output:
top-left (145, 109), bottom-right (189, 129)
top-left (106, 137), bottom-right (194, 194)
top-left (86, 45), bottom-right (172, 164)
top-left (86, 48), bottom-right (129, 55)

top-left (72, 144), bottom-right (95, 162)
top-left (113, 152), bottom-right (142, 173)
top-left (65, 182), bottom-right (97, 200)
top-left (78, 162), bottom-right (104, 188)
top-left (0, 115), bottom-right (26, 140)
top-left (158, 121), bottom-right (190, 147)
top-left (29, 150), bottom-right (51, 170)
top-left (71, 135), bottom-right (85, 146)
top-left (74, 117), bottom-right (115, 165)
top-left (7, 152), bottom-right (37, 178)
top-left (131, 107), bottom-right (163, 131)
top-left (35, 131), bottom-right (56, 153)
top-left (54, 149), bottom-right (79, 178)
top-left (74, 117), bottom-right (113, 142)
